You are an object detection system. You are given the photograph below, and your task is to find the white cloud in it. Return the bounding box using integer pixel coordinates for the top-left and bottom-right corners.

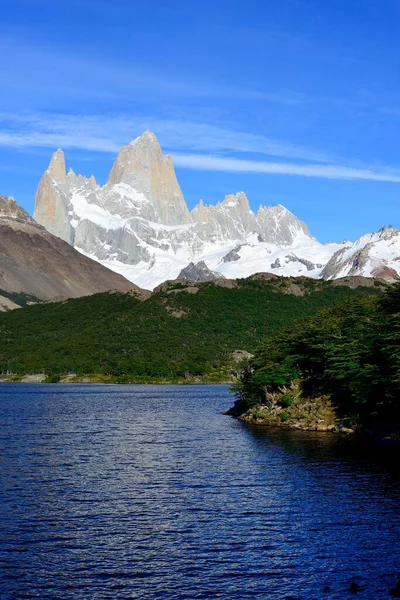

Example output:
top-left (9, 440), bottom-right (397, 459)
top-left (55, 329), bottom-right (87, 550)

top-left (172, 153), bottom-right (400, 183)
top-left (0, 111), bottom-right (331, 161)
top-left (0, 111), bottom-right (399, 183)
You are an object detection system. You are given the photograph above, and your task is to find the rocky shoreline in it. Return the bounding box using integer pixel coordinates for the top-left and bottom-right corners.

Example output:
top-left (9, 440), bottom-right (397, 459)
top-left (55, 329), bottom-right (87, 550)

top-left (226, 381), bottom-right (356, 432)
top-left (227, 383), bottom-right (400, 445)
top-left (236, 411), bottom-right (355, 434)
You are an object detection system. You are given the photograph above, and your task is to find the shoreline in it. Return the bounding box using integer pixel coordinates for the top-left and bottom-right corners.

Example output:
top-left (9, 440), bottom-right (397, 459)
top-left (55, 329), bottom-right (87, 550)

top-left (226, 384), bottom-right (400, 444)
top-left (236, 412), bottom-right (355, 434)
top-left (226, 410), bottom-right (400, 449)
top-left (236, 415), bottom-right (400, 447)
top-left (0, 374), bottom-right (235, 385)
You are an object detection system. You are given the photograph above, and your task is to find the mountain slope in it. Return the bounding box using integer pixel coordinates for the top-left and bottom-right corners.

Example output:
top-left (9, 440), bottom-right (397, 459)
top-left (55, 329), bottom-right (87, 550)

top-left (321, 226), bottom-right (400, 281)
top-left (34, 131), bottom-right (344, 290)
top-left (0, 194), bottom-right (145, 304)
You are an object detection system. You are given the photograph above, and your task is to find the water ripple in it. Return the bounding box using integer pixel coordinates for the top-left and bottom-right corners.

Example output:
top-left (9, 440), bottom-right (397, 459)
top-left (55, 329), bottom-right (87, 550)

top-left (1, 384), bottom-right (400, 599)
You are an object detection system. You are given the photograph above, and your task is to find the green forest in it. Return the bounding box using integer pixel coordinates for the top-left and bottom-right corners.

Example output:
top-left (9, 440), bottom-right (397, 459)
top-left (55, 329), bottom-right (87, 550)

top-left (0, 275), bottom-right (381, 382)
top-left (233, 281), bottom-right (400, 434)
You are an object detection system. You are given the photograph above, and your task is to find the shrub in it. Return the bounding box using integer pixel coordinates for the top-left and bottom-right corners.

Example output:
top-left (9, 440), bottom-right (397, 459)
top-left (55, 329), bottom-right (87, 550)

top-left (278, 393), bottom-right (293, 408)
top-left (44, 373), bottom-right (60, 383)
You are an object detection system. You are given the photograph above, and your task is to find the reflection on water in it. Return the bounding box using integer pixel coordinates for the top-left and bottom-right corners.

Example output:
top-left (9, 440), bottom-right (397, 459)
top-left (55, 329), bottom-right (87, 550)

top-left (1, 384), bottom-right (400, 599)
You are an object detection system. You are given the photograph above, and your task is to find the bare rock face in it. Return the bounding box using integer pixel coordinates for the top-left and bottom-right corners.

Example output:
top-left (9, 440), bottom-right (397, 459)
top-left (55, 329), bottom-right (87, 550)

top-left (223, 245), bottom-right (243, 263)
top-left (284, 253), bottom-right (320, 271)
top-left (256, 204), bottom-right (311, 244)
top-left (271, 258), bottom-right (281, 269)
top-left (33, 149), bottom-right (74, 243)
top-left (231, 349), bottom-right (254, 362)
top-left (177, 261), bottom-right (224, 282)
top-left (191, 193), bottom-right (256, 242)
top-left (190, 195), bottom-right (311, 246)
top-left (1, 194), bottom-right (145, 305)
top-left (108, 131), bottom-right (190, 225)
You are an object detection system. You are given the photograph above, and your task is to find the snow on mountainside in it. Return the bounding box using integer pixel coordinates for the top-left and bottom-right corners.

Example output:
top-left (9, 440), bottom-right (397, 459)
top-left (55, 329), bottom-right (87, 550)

top-left (33, 130), bottom-right (398, 289)
top-left (321, 226), bottom-right (400, 281)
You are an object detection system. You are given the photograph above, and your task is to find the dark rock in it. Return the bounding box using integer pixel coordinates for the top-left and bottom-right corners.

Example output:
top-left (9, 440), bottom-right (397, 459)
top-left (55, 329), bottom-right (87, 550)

top-left (222, 245), bottom-right (242, 262)
top-left (177, 261), bottom-right (224, 282)
top-left (271, 258), bottom-right (281, 269)
top-left (285, 253), bottom-right (316, 271)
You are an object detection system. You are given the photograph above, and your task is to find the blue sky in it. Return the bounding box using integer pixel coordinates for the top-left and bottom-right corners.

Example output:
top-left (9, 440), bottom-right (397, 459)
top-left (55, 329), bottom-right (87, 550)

top-left (1, 0), bottom-right (400, 242)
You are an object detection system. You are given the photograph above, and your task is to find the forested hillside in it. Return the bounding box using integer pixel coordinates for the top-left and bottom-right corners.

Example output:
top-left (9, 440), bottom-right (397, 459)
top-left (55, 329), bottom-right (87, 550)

top-left (0, 275), bottom-right (382, 382)
top-left (232, 281), bottom-right (400, 434)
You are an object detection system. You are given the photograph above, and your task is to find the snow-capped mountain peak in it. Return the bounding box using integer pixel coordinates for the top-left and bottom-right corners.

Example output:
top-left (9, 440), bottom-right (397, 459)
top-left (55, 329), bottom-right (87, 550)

top-left (33, 130), bottom-right (399, 289)
top-left (321, 226), bottom-right (400, 281)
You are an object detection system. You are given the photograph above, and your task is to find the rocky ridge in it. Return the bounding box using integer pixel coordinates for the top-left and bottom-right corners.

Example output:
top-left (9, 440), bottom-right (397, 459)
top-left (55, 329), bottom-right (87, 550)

top-left (0, 194), bottom-right (38, 224)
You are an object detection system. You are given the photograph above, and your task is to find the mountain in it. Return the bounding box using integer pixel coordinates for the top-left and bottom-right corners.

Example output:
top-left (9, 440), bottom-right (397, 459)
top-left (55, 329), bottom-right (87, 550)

top-left (34, 131), bottom-right (348, 290)
top-left (0, 194), bottom-right (144, 307)
top-left (33, 131), bottom-right (400, 289)
top-left (321, 226), bottom-right (400, 281)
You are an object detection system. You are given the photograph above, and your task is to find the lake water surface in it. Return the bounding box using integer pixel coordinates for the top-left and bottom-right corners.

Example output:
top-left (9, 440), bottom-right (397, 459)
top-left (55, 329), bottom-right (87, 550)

top-left (1, 384), bottom-right (400, 599)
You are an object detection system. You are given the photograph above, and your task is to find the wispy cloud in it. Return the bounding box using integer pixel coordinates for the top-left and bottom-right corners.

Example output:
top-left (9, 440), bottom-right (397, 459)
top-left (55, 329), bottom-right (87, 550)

top-left (0, 111), bottom-right (331, 161)
top-left (172, 153), bottom-right (400, 183)
top-left (1, 111), bottom-right (399, 183)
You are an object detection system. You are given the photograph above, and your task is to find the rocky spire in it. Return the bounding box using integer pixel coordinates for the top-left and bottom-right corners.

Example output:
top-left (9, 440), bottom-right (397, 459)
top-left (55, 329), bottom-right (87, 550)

top-left (218, 192), bottom-right (256, 234)
top-left (33, 148), bottom-right (72, 243)
top-left (221, 191), bottom-right (251, 210)
top-left (107, 131), bottom-right (191, 225)
top-left (47, 149), bottom-right (67, 182)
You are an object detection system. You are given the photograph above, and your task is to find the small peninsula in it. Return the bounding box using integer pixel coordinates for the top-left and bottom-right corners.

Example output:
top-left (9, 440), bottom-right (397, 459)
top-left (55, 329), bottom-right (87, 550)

top-left (229, 281), bottom-right (400, 442)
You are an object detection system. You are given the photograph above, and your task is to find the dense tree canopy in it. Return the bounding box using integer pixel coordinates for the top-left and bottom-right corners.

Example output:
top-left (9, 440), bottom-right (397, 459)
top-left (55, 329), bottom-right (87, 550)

top-left (0, 276), bottom-right (380, 381)
top-left (235, 282), bottom-right (400, 429)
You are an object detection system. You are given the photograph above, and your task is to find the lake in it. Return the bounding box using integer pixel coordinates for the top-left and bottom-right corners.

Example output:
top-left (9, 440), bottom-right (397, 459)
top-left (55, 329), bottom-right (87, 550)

top-left (1, 384), bottom-right (400, 599)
